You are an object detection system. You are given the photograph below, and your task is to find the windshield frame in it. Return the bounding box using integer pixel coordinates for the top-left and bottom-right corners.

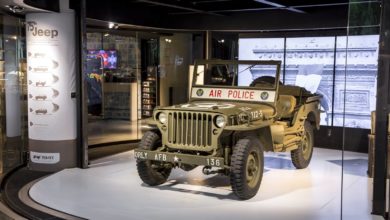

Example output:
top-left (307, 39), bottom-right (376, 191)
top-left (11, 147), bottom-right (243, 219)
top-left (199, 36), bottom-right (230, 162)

top-left (190, 59), bottom-right (282, 104)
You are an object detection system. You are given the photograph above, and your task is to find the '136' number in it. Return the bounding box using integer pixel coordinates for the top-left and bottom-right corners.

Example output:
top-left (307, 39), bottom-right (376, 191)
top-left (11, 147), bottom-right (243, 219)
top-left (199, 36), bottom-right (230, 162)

top-left (206, 158), bottom-right (221, 167)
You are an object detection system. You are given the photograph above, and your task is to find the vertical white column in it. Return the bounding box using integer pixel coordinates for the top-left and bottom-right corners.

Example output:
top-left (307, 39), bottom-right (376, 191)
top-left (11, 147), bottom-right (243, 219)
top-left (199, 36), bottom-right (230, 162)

top-left (26, 11), bottom-right (77, 171)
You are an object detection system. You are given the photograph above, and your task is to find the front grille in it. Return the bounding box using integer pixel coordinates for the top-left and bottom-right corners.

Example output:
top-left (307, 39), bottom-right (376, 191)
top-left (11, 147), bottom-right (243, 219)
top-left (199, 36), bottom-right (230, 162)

top-left (167, 112), bottom-right (213, 148)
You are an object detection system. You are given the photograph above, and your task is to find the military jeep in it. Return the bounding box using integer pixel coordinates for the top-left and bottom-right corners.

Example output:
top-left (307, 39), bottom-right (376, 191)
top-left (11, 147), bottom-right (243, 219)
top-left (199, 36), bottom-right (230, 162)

top-left (134, 60), bottom-right (321, 199)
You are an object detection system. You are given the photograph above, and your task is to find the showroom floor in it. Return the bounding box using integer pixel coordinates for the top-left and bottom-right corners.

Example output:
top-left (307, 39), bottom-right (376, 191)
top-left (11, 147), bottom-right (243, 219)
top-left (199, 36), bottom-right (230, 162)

top-left (29, 148), bottom-right (382, 220)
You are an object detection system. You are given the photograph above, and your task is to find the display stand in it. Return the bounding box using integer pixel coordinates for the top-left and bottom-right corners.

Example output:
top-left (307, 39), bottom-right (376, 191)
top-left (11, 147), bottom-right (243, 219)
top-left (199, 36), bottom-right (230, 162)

top-left (142, 66), bottom-right (158, 118)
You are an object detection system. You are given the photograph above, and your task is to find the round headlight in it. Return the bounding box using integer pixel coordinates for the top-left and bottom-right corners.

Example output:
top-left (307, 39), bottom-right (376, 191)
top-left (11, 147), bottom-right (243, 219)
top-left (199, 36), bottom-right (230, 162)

top-left (158, 112), bottom-right (167, 124)
top-left (215, 115), bottom-right (226, 128)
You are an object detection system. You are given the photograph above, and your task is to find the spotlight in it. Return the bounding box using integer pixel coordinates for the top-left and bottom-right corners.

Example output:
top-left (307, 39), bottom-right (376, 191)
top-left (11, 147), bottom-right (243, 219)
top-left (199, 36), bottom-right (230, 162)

top-left (5, 5), bottom-right (24, 13)
top-left (108, 22), bottom-right (114, 29)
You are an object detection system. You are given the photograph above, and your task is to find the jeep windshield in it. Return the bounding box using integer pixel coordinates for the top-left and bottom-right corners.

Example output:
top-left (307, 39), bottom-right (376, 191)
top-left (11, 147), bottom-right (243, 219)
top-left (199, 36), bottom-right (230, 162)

top-left (191, 60), bottom-right (281, 103)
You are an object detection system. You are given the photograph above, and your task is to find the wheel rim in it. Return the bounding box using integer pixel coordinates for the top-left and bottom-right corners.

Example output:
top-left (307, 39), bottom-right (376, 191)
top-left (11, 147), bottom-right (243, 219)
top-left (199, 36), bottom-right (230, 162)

top-left (302, 130), bottom-right (312, 161)
top-left (246, 151), bottom-right (260, 188)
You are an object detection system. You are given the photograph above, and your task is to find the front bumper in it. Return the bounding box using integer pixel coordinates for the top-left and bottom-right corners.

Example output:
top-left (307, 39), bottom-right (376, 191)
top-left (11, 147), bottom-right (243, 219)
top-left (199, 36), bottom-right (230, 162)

top-left (134, 149), bottom-right (225, 168)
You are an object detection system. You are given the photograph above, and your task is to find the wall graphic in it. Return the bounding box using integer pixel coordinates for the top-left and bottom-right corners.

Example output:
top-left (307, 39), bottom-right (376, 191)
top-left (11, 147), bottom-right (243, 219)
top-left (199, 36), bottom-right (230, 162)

top-left (333, 35), bottom-right (378, 128)
top-left (239, 35), bottom-right (379, 129)
top-left (26, 13), bottom-right (76, 141)
top-left (238, 38), bottom-right (285, 86)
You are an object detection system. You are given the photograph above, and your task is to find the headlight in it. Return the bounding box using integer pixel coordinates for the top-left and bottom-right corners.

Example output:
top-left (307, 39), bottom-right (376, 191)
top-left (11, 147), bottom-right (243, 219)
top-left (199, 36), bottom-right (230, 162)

top-left (158, 112), bottom-right (167, 124)
top-left (215, 115), bottom-right (226, 128)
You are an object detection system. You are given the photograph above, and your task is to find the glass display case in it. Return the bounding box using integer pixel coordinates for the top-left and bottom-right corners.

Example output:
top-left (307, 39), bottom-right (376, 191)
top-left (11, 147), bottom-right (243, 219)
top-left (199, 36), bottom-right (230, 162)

top-left (0, 14), bottom-right (27, 175)
top-left (142, 66), bottom-right (158, 118)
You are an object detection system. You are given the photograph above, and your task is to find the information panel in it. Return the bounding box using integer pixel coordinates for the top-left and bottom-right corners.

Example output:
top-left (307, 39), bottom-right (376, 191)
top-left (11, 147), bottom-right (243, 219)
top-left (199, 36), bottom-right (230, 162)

top-left (26, 13), bottom-right (76, 141)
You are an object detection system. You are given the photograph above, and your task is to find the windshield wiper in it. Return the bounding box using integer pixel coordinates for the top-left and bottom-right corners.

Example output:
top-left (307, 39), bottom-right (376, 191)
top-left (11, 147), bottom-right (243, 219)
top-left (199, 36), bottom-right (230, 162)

top-left (238, 64), bottom-right (256, 75)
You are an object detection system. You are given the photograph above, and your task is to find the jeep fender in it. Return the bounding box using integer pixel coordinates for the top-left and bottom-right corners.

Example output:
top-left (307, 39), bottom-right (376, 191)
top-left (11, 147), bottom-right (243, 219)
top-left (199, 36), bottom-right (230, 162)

top-left (232, 126), bottom-right (273, 152)
top-left (291, 101), bottom-right (320, 130)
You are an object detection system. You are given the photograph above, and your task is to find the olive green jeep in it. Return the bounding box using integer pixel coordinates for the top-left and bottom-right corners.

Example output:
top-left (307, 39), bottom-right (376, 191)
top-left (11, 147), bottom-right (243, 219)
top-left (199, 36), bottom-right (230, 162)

top-left (134, 60), bottom-right (321, 199)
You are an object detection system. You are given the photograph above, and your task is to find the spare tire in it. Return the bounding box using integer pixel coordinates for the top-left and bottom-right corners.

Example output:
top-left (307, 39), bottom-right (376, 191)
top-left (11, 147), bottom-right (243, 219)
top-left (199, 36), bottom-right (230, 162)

top-left (250, 76), bottom-right (282, 87)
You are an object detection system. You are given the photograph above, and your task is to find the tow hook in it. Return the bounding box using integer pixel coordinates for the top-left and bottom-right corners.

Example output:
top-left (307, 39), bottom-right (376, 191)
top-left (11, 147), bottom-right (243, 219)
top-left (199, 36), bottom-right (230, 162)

top-left (202, 166), bottom-right (225, 175)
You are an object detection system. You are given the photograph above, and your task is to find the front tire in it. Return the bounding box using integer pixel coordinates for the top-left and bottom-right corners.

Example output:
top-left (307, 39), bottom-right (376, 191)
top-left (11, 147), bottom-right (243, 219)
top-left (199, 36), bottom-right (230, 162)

top-left (230, 137), bottom-right (264, 200)
top-left (136, 131), bottom-right (172, 186)
top-left (291, 121), bottom-right (314, 169)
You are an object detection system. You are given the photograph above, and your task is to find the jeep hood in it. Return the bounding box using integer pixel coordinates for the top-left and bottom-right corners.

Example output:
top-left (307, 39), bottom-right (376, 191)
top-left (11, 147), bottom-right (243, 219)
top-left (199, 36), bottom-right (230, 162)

top-left (157, 101), bottom-right (275, 119)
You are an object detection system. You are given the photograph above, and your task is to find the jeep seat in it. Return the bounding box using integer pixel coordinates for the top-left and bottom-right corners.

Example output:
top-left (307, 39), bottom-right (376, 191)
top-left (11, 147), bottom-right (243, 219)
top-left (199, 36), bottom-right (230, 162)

top-left (276, 95), bottom-right (297, 118)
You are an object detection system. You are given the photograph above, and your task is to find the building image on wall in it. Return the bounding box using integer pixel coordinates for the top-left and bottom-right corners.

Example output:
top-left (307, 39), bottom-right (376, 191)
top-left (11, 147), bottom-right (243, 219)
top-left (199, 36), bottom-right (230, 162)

top-left (239, 35), bottom-right (379, 129)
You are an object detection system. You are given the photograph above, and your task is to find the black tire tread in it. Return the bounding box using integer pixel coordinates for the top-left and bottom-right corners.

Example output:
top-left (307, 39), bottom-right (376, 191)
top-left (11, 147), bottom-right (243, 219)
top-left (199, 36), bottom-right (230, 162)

top-left (136, 131), bottom-right (171, 186)
top-left (230, 137), bottom-right (263, 200)
top-left (250, 76), bottom-right (283, 87)
top-left (291, 121), bottom-right (314, 169)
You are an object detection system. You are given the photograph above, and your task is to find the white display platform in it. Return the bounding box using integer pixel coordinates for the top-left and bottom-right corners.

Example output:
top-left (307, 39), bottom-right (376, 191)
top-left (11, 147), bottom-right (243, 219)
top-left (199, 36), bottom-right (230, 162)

top-left (29, 148), bottom-right (380, 220)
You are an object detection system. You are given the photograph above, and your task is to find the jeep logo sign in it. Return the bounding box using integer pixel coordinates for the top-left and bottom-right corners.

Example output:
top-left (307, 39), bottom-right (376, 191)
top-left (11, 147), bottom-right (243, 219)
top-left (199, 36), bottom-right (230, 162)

top-left (27, 21), bottom-right (59, 38)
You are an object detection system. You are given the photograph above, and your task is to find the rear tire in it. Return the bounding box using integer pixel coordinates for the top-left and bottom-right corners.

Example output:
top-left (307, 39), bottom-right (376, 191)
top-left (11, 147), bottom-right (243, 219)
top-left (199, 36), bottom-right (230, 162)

top-left (136, 131), bottom-right (172, 186)
top-left (230, 137), bottom-right (264, 200)
top-left (291, 121), bottom-right (314, 169)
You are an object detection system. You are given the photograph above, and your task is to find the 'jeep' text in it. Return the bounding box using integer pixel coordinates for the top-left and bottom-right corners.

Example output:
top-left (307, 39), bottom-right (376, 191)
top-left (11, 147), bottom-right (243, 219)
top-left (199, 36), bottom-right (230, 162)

top-left (27, 21), bottom-right (58, 38)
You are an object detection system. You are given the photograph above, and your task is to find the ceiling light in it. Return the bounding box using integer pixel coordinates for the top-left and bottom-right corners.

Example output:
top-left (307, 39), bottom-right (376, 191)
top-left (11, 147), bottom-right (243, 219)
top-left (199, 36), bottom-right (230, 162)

top-left (108, 22), bottom-right (115, 29)
top-left (104, 33), bottom-right (110, 37)
top-left (5, 5), bottom-right (24, 13)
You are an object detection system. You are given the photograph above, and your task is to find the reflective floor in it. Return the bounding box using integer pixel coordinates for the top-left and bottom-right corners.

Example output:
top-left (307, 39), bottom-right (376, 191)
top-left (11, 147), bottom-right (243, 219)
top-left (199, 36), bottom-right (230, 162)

top-left (29, 148), bottom-right (382, 220)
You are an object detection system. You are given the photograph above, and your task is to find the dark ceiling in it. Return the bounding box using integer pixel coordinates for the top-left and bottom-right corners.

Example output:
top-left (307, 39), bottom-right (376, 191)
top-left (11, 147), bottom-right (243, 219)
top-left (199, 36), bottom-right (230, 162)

top-left (9, 0), bottom-right (378, 32)
top-left (85, 0), bottom-right (354, 31)
top-left (131, 0), bottom-right (349, 15)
